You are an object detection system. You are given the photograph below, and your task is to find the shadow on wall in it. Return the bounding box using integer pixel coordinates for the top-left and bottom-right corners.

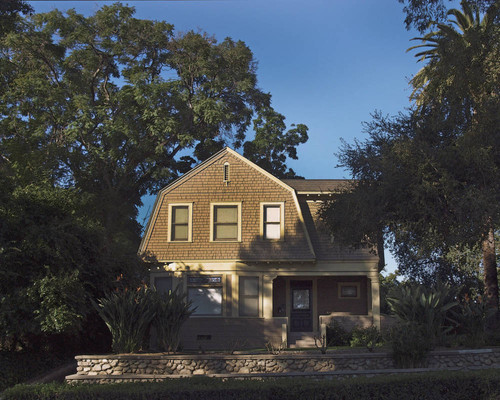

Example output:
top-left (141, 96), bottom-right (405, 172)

top-left (237, 220), bottom-right (314, 262)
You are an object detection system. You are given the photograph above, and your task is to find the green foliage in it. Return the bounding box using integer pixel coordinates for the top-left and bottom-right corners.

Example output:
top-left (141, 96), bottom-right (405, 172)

top-left (94, 287), bottom-right (156, 353)
top-left (4, 370), bottom-right (500, 399)
top-left (325, 320), bottom-right (352, 346)
top-left (0, 3), bottom-right (307, 353)
top-left (350, 326), bottom-right (383, 352)
top-left (387, 282), bottom-right (458, 346)
top-left (152, 287), bottom-right (194, 353)
top-left (0, 0), bottom-right (33, 37)
top-left (380, 272), bottom-right (400, 314)
top-left (389, 322), bottom-right (434, 368)
top-left (450, 296), bottom-right (488, 347)
top-left (243, 108), bottom-right (308, 178)
top-left (322, 1), bottom-right (499, 310)
top-left (398, 0), bottom-right (497, 33)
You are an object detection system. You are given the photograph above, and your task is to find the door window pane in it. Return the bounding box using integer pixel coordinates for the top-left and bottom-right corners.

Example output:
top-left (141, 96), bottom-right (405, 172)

top-left (293, 289), bottom-right (310, 310)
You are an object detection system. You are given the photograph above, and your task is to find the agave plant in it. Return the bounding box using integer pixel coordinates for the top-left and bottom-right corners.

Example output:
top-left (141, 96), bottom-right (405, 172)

top-left (152, 286), bottom-right (194, 353)
top-left (94, 286), bottom-right (156, 353)
top-left (387, 282), bottom-right (458, 346)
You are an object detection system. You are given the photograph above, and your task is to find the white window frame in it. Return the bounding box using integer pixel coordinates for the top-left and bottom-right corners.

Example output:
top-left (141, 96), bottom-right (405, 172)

top-left (338, 282), bottom-right (361, 299)
top-left (167, 203), bottom-right (193, 242)
top-left (210, 202), bottom-right (242, 242)
top-left (260, 202), bottom-right (285, 241)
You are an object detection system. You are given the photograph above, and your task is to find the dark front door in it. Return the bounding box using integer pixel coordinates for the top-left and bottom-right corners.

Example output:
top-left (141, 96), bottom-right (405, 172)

top-left (290, 280), bottom-right (313, 332)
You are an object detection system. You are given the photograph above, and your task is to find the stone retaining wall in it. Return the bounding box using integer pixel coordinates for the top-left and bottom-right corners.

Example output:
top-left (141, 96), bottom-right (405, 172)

top-left (67, 348), bottom-right (500, 383)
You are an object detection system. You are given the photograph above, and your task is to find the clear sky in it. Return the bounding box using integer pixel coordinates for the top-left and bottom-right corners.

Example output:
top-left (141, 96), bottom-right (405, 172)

top-left (30, 0), bottom-right (422, 274)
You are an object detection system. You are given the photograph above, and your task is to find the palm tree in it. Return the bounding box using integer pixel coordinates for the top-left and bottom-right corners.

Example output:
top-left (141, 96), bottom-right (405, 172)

top-left (408, 1), bottom-right (500, 316)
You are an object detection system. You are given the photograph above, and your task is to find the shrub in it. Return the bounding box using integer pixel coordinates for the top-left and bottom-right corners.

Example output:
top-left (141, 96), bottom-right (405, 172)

top-left (94, 287), bottom-right (156, 353)
top-left (326, 319), bottom-right (351, 346)
top-left (350, 325), bottom-right (382, 351)
top-left (151, 287), bottom-right (194, 353)
top-left (387, 282), bottom-right (458, 347)
top-left (389, 321), bottom-right (433, 368)
top-left (450, 296), bottom-right (489, 348)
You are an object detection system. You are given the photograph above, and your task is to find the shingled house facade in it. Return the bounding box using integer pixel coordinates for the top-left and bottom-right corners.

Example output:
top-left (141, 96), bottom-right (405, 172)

top-left (139, 148), bottom-right (380, 349)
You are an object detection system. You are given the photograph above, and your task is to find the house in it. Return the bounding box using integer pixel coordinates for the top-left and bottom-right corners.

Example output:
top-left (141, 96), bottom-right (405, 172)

top-left (139, 147), bottom-right (380, 349)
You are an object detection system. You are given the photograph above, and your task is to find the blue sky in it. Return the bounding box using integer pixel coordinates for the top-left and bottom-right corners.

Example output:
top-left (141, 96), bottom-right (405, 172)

top-left (30, 0), bottom-right (422, 274)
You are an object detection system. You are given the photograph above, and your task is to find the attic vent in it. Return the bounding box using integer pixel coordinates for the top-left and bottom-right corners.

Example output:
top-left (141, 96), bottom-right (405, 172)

top-left (223, 162), bottom-right (230, 184)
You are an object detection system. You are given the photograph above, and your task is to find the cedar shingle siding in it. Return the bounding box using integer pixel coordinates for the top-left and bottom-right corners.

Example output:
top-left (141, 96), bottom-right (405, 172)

top-left (142, 151), bottom-right (314, 261)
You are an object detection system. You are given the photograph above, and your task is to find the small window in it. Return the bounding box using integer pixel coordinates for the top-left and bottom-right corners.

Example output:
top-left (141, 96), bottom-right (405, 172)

top-left (261, 203), bottom-right (284, 240)
top-left (168, 203), bottom-right (192, 242)
top-left (211, 203), bottom-right (241, 241)
top-left (223, 162), bottom-right (230, 183)
top-left (239, 277), bottom-right (259, 317)
top-left (339, 282), bottom-right (360, 299)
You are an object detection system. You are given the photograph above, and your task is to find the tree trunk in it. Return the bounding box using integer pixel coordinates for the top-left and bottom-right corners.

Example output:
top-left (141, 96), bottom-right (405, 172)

top-left (482, 225), bottom-right (499, 331)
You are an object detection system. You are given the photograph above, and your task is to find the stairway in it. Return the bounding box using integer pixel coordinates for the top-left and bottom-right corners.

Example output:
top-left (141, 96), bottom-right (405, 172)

top-left (288, 332), bottom-right (320, 348)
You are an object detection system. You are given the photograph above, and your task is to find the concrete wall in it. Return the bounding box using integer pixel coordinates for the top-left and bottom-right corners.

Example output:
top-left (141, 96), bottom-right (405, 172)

top-left (179, 317), bottom-right (287, 350)
top-left (317, 276), bottom-right (368, 315)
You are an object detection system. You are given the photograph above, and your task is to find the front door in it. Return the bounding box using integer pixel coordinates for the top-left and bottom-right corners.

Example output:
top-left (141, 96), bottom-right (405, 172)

top-left (290, 280), bottom-right (313, 332)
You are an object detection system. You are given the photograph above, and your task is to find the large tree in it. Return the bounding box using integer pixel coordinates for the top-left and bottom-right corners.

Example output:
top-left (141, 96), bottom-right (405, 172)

top-left (321, 1), bottom-right (499, 317)
top-left (0, 4), bottom-right (308, 350)
top-left (408, 0), bottom-right (499, 310)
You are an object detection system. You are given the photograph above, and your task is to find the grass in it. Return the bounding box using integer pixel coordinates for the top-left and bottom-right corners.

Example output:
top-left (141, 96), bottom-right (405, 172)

top-left (0, 351), bottom-right (72, 392)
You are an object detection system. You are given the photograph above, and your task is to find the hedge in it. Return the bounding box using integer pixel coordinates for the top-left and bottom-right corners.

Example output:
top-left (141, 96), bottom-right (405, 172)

top-left (3, 369), bottom-right (500, 400)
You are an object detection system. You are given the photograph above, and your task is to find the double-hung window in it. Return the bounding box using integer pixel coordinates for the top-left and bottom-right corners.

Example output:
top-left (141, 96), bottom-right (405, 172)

top-left (168, 203), bottom-right (193, 242)
top-left (239, 276), bottom-right (259, 317)
top-left (211, 203), bottom-right (241, 242)
top-left (261, 202), bottom-right (284, 240)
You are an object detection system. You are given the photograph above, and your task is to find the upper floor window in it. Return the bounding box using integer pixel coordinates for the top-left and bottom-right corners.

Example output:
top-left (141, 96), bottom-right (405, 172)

top-left (168, 203), bottom-right (193, 242)
top-left (261, 202), bottom-right (284, 240)
top-left (211, 203), bottom-right (241, 242)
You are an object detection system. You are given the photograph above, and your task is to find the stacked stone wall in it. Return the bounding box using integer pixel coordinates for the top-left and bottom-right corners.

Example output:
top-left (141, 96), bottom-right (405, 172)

top-left (67, 348), bottom-right (500, 383)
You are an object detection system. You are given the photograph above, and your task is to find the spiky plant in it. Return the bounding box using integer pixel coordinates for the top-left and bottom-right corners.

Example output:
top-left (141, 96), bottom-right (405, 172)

top-left (387, 282), bottom-right (458, 346)
top-left (94, 286), bottom-right (156, 353)
top-left (152, 286), bottom-right (194, 353)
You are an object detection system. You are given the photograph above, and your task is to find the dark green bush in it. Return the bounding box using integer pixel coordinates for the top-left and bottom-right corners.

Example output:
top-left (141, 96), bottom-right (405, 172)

top-left (326, 319), bottom-right (351, 346)
top-left (350, 325), bottom-right (383, 351)
top-left (390, 321), bottom-right (434, 368)
top-left (3, 370), bottom-right (500, 400)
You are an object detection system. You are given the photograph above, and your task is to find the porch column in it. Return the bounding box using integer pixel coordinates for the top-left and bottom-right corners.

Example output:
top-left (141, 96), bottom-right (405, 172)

top-left (263, 274), bottom-right (277, 318)
top-left (369, 272), bottom-right (381, 329)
